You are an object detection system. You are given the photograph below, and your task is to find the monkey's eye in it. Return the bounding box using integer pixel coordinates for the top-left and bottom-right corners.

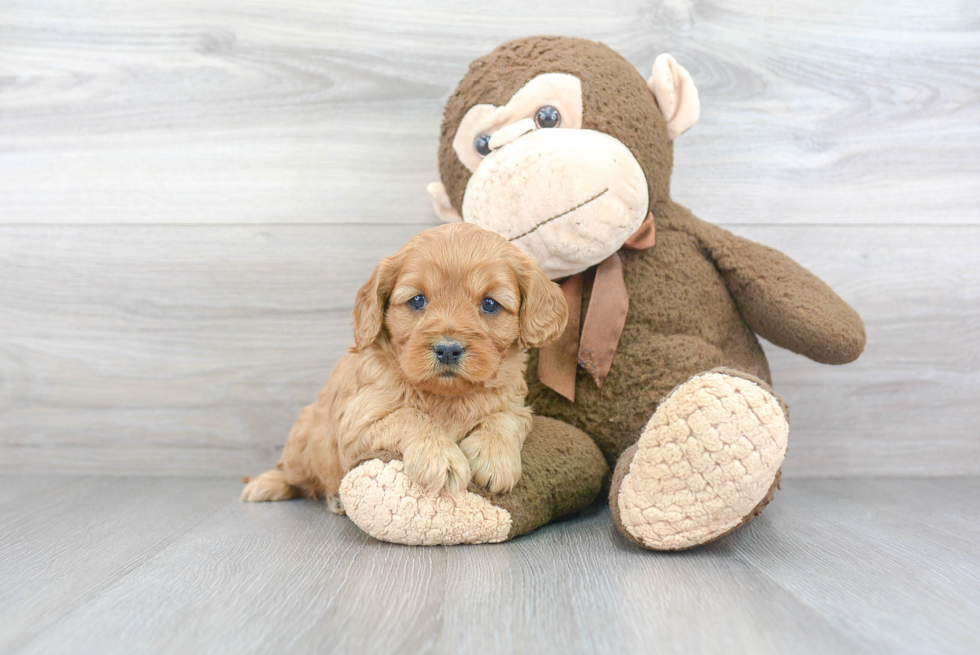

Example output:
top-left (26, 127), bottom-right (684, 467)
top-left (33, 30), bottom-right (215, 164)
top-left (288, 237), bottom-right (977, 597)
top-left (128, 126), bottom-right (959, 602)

top-left (408, 294), bottom-right (427, 311)
top-left (535, 105), bottom-right (561, 128)
top-left (474, 133), bottom-right (491, 157)
top-left (481, 297), bottom-right (501, 314)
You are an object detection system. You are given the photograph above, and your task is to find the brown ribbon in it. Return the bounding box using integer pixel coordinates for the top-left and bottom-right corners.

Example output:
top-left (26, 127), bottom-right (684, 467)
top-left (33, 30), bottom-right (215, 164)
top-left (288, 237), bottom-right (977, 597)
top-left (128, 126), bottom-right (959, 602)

top-left (538, 212), bottom-right (657, 401)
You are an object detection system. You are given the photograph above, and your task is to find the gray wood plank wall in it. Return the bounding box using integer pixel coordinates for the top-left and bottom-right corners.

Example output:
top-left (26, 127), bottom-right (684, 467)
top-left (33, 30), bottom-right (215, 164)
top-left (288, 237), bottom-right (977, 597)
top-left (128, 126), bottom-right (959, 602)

top-left (2, 0), bottom-right (978, 476)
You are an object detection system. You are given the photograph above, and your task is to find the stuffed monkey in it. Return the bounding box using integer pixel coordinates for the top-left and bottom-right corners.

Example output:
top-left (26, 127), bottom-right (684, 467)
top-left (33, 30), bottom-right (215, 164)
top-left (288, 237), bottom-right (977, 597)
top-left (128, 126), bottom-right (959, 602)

top-left (339, 36), bottom-right (865, 550)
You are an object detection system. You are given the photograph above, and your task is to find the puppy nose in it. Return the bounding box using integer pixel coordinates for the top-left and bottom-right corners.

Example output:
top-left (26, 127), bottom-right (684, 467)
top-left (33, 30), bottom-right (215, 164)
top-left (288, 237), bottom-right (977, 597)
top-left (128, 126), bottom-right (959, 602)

top-left (432, 340), bottom-right (465, 365)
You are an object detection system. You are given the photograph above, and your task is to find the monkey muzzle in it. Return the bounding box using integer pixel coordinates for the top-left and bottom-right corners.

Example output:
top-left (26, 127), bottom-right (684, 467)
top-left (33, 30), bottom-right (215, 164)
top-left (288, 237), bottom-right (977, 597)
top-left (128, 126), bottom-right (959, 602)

top-left (461, 128), bottom-right (649, 280)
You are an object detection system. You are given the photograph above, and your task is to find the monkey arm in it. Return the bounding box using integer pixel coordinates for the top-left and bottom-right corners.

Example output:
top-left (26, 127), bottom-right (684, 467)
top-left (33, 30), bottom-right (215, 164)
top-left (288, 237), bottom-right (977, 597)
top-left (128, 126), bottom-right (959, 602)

top-left (692, 218), bottom-right (866, 365)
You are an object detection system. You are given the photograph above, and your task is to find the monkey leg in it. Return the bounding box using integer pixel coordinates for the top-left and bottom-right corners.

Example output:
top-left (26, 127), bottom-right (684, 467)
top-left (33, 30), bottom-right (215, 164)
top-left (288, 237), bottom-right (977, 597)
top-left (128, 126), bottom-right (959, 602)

top-left (338, 416), bottom-right (608, 546)
top-left (610, 367), bottom-right (789, 551)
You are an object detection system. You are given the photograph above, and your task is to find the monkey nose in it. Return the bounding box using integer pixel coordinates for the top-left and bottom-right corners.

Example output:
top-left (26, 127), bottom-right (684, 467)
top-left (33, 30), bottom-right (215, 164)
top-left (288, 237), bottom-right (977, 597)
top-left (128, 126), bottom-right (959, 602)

top-left (489, 118), bottom-right (535, 151)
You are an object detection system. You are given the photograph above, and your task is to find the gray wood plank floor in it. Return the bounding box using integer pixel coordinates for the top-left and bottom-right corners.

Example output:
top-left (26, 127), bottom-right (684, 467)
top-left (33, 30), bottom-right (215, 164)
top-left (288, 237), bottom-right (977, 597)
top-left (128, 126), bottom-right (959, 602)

top-left (1, 475), bottom-right (977, 655)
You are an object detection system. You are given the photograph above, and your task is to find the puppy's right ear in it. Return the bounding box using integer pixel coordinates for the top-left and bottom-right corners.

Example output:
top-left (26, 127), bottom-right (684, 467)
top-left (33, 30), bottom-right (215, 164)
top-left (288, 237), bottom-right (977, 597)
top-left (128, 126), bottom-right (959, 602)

top-left (514, 251), bottom-right (569, 350)
top-left (352, 256), bottom-right (399, 351)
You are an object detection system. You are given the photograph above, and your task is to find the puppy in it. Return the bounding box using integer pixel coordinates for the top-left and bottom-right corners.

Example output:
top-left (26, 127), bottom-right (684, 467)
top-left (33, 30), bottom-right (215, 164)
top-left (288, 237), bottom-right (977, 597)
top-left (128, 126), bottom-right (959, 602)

top-left (241, 222), bottom-right (567, 511)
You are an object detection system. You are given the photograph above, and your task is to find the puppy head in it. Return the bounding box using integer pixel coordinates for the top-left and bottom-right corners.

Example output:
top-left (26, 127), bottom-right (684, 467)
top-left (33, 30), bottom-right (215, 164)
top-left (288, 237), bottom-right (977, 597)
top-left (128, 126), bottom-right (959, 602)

top-left (352, 222), bottom-right (567, 395)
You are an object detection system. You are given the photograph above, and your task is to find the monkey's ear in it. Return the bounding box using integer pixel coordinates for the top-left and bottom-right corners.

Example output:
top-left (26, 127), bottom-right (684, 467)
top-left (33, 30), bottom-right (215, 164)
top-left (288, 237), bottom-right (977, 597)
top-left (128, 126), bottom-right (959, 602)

top-left (426, 182), bottom-right (463, 223)
top-left (648, 54), bottom-right (701, 140)
top-left (352, 256), bottom-right (399, 351)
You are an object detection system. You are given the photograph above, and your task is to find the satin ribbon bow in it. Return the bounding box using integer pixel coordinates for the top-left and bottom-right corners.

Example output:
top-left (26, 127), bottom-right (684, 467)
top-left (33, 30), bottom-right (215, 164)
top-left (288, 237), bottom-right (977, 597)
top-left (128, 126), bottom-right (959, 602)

top-left (537, 212), bottom-right (657, 402)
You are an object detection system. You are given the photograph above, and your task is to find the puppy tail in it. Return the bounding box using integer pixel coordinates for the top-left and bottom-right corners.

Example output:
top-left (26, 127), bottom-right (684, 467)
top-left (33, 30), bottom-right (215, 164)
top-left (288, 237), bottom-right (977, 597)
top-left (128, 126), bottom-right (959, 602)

top-left (240, 469), bottom-right (301, 502)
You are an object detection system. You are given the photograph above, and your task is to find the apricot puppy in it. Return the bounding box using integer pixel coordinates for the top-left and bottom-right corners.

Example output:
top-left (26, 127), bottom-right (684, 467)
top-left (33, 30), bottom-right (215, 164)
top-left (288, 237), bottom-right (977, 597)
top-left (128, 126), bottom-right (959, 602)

top-left (242, 222), bottom-right (567, 510)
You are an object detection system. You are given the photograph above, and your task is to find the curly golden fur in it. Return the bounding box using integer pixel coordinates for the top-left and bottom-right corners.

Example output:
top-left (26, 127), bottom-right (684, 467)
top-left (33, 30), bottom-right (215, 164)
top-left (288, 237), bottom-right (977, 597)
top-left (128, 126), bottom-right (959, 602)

top-left (241, 223), bottom-right (567, 509)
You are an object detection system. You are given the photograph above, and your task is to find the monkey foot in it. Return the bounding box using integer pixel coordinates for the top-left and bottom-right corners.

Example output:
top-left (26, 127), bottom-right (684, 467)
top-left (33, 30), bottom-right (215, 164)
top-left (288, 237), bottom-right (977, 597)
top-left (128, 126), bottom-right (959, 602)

top-left (611, 369), bottom-right (789, 550)
top-left (339, 452), bottom-right (512, 546)
top-left (338, 416), bottom-right (608, 546)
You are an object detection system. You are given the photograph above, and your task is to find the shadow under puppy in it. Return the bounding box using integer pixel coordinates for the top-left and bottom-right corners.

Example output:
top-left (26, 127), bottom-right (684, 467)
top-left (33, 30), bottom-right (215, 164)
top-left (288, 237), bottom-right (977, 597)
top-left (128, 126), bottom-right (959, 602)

top-left (242, 222), bottom-right (568, 511)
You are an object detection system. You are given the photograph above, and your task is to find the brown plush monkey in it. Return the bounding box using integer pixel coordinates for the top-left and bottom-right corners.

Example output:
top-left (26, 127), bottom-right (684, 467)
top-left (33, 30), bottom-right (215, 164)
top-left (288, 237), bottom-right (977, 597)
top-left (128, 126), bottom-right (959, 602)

top-left (339, 36), bottom-right (865, 550)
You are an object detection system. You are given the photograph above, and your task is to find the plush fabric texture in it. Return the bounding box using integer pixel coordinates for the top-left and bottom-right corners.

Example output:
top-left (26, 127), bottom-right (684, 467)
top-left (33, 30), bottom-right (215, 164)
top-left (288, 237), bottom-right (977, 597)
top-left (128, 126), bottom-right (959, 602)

top-left (648, 53), bottom-right (700, 140)
top-left (609, 369), bottom-right (789, 551)
top-left (424, 35), bottom-right (867, 550)
top-left (426, 181), bottom-right (462, 223)
top-left (475, 415), bottom-right (608, 538)
top-left (438, 36), bottom-right (674, 221)
top-left (462, 128), bottom-right (650, 279)
top-left (453, 73), bottom-right (584, 173)
top-left (340, 453), bottom-right (513, 546)
top-left (356, 35), bottom-right (868, 551)
top-left (526, 199), bottom-right (866, 469)
top-left (339, 416), bottom-right (608, 544)
top-left (537, 214), bottom-right (658, 401)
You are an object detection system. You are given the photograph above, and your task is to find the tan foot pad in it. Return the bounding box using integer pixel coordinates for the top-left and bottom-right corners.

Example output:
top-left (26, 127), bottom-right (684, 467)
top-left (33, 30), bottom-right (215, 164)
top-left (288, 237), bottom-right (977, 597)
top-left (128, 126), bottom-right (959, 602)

top-left (339, 458), bottom-right (512, 546)
top-left (617, 371), bottom-right (789, 550)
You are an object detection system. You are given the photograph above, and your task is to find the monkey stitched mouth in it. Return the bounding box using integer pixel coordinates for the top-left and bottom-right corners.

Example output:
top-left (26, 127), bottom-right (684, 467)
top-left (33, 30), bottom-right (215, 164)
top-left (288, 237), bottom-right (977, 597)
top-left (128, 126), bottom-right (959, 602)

top-left (508, 188), bottom-right (609, 242)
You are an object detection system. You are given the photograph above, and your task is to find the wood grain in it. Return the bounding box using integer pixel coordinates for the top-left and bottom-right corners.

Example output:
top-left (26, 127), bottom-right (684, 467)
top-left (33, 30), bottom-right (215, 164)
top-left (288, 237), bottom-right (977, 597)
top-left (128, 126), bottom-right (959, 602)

top-left (1, 1), bottom-right (978, 476)
top-left (0, 473), bottom-right (82, 507)
top-left (439, 506), bottom-right (861, 654)
top-left (3, 475), bottom-right (977, 654)
top-left (0, 477), bottom-right (231, 653)
top-left (2, 3), bottom-right (977, 651)
top-left (0, 0), bottom-right (977, 225)
top-left (734, 477), bottom-right (980, 654)
top-left (1, 223), bottom-right (977, 476)
top-left (740, 224), bottom-right (980, 477)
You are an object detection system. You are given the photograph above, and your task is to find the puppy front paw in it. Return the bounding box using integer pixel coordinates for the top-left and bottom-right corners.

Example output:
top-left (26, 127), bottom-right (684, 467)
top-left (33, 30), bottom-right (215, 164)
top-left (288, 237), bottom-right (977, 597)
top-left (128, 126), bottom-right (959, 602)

top-left (404, 439), bottom-right (471, 495)
top-left (459, 431), bottom-right (522, 495)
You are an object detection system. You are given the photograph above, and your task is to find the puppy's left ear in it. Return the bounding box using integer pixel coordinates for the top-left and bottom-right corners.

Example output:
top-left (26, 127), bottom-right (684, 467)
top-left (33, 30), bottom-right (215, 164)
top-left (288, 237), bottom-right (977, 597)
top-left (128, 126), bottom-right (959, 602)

top-left (352, 256), bottom-right (400, 351)
top-left (514, 252), bottom-right (569, 349)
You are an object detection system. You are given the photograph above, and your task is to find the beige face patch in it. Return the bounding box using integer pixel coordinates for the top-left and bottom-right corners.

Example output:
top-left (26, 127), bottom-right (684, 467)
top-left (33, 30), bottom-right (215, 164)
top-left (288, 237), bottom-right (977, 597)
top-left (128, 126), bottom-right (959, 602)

top-left (449, 73), bottom-right (649, 279)
top-left (452, 73), bottom-right (584, 172)
top-left (462, 129), bottom-right (649, 280)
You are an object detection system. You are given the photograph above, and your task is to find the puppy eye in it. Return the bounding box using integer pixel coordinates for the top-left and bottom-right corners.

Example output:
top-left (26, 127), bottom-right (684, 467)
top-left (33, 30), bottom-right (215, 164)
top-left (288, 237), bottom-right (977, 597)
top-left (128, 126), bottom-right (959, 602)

top-left (474, 133), bottom-right (491, 157)
top-left (481, 297), bottom-right (501, 314)
top-left (408, 294), bottom-right (426, 311)
top-left (534, 105), bottom-right (561, 128)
